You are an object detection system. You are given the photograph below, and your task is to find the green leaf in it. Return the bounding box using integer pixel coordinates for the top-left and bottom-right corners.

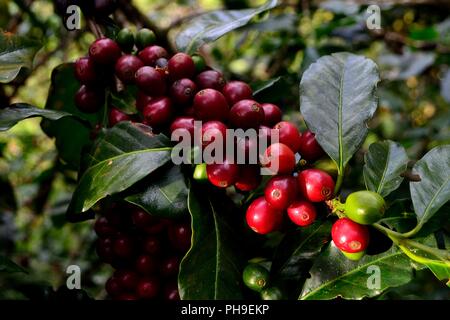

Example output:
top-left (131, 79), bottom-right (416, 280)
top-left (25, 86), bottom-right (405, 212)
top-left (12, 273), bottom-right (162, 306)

top-left (363, 140), bottom-right (409, 197)
top-left (299, 243), bottom-right (412, 300)
top-left (0, 255), bottom-right (27, 274)
top-left (0, 32), bottom-right (42, 83)
top-left (252, 76), bottom-right (282, 96)
top-left (175, 0), bottom-right (278, 54)
top-left (409, 145), bottom-right (450, 234)
top-left (272, 221), bottom-right (331, 280)
top-left (126, 165), bottom-right (189, 219)
top-left (300, 52), bottom-right (380, 176)
top-left (68, 122), bottom-right (172, 214)
top-left (42, 63), bottom-right (100, 170)
top-left (110, 87), bottom-right (138, 114)
top-left (0, 103), bottom-right (72, 131)
top-left (179, 186), bottom-right (245, 299)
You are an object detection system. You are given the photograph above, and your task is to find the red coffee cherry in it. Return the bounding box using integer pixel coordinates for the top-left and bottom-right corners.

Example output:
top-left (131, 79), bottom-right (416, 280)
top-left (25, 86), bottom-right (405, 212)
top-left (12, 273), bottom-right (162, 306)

top-left (94, 216), bottom-right (117, 237)
top-left (298, 130), bottom-right (325, 162)
top-left (331, 218), bottom-right (370, 253)
top-left (160, 256), bottom-right (180, 277)
top-left (168, 223), bottom-right (192, 252)
top-left (96, 237), bottom-right (115, 263)
top-left (163, 281), bottom-right (180, 300)
top-left (170, 116), bottom-right (195, 141)
top-left (297, 169), bottom-right (335, 202)
top-left (234, 165), bottom-right (261, 192)
top-left (113, 234), bottom-right (134, 258)
top-left (138, 45), bottom-right (168, 66)
top-left (142, 97), bottom-right (174, 128)
top-left (273, 121), bottom-right (302, 153)
top-left (142, 235), bottom-right (161, 255)
top-left (74, 85), bottom-right (104, 113)
top-left (135, 66), bottom-right (167, 96)
top-left (264, 175), bottom-right (298, 210)
top-left (201, 120), bottom-right (228, 147)
top-left (137, 277), bottom-right (160, 299)
top-left (168, 53), bottom-right (196, 80)
top-left (206, 159), bottom-right (239, 188)
top-left (108, 107), bottom-right (131, 127)
top-left (258, 125), bottom-right (272, 146)
top-left (89, 38), bottom-right (121, 65)
top-left (195, 70), bottom-right (226, 90)
top-left (136, 91), bottom-right (152, 112)
top-left (193, 89), bottom-right (229, 121)
top-left (246, 197), bottom-right (283, 234)
top-left (170, 78), bottom-right (197, 106)
top-left (115, 270), bottom-right (139, 290)
top-left (222, 81), bottom-right (253, 106)
top-left (105, 276), bottom-right (122, 297)
top-left (261, 103), bottom-right (282, 127)
top-left (261, 143), bottom-right (296, 175)
top-left (74, 57), bottom-right (98, 85)
top-left (287, 200), bottom-right (317, 227)
top-left (131, 209), bottom-right (155, 229)
top-left (229, 99), bottom-right (265, 129)
top-left (115, 55), bottom-right (144, 84)
top-left (135, 254), bottom-right (158, 275)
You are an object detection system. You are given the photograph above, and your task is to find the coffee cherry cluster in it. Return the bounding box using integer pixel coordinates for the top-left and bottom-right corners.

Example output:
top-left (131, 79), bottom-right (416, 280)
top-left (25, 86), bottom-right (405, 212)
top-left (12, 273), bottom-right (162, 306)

top-left (242, 262), bottom-right (284, 300)
top-left (94, 203), bottom-right (191, 300)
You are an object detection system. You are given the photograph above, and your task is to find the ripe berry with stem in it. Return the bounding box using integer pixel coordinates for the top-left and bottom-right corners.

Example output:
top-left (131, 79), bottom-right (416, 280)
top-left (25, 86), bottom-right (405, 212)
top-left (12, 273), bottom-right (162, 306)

top-left (246, 197), bottom-right (283, 234)
top-left (297, 169), bottom-right (335, 202)
top-left (264, 175), bottom-right (298, 210)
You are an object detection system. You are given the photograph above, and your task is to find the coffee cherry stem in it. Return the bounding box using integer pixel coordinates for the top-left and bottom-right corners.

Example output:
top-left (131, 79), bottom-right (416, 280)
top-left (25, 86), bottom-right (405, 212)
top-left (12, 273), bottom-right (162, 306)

top-left (86, 18), bottom-right (104, 39)
top-left (325, 198), bottom-right (346, 218)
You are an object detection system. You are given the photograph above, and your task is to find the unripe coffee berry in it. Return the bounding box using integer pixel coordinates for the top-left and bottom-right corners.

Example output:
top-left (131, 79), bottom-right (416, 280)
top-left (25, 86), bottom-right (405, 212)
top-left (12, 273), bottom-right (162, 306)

top-left (116, 28), bottom-right (134, 53)
top-left (136, 28), bottom-right (156, 50)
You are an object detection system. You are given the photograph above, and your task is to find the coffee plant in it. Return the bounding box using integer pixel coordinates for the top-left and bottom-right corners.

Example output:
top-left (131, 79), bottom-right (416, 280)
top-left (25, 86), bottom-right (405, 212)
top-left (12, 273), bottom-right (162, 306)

top-left (0, 0), bottom-right (449, 301)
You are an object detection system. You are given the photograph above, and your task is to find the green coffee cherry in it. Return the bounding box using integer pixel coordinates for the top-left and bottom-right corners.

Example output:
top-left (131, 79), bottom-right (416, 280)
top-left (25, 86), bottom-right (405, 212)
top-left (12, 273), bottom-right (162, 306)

top-left (192, 55), bottom-right (206, 73)
top-left (342, 250), bottom-right (366, 261)
top-left (116, 28), bottom-right (135, 53)
top-left (242, 264), bottom-right (269, 292)
top-left (193, 163), bottom-right (208, 181)
top-left (345, 190), bottom-right (386, 225)
top-left (260, 287), bottom-right (284, 300)
top-left (136, 28), bottom-right (156, 50)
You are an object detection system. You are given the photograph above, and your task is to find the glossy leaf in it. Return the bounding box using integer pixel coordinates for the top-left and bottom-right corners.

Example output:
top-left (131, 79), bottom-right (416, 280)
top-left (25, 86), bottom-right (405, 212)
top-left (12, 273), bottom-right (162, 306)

top-left (300, 243), bottom-right (412, 300)
top-left (364, 140), bottom-right (409, 197)
top-left (409, 145), bottom-right (450, 233)
top-left (0, 255), bottom-right (27, 274)
top-left (126, 165), bottom-right (189, 219)
top-left (0, 32), bottom-right (41, 83)
top-left (68, 122), bottom-right (172, 214)
top-left (175, 0), bottom-right (278, 54)
top-left (272, 221), bottom-right (331, 279)
top-left (300, 52), bottom-right (380, 175)
top-left (0, 103), bottom-right (72, 131)
top-left (252, 76), bottom-right (282, 96)
top-left (179, 186), bottom-right (244, 299)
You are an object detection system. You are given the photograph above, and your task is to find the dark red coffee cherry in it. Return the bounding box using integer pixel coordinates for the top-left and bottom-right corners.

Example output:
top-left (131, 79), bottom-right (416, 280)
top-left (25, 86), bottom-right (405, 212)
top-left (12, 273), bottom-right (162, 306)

top-left (297, 169), bottom-right (335, 202)
top-left (144, 219), bottom-right (169, 235)
top-left (229, 99), bottom-right (265, 129)
top-left (136, 91), bottom-right (152, 112)
top-left (109, 107), bottom-right (131, 127)
top-left (193, 89), bottom-right (229, 121)
top-left (273, 121), bottom-right (302, 153)
top-left (287, 200), bottom-right (317, 227)
top-left (94, 216), bottom-right (116, 237)
top-left (195, 70), bottom-right (226, 90)
top-left (113, 234), bottom-right (134, 258)
top-left (137, 277), bottom-right (160, 299)
top-left (170, 116), bottom-right (195, 142)
top-left (114, 55), bottom-right (144, 84)
top-left (135, 66), bottom-right (167, 96)
top-left (138, 45), bottom-right (168, 66)
top-left (135, 254), bottom-right (158, 275)
top-left (222, 81), bottom-right (253, 106)
top-left (206, 159), bottom-right (239, 188)
top-left (170, 78), bottom-right (197, 106)
top-left (298, 130), bottom-right (325, 162)
top-left (89, 38), bottom-right (121, 65)
top-left (261, 143), bottom-right (296, 175)
top-left (234, 165), bottom-right (261, 192)
top-left (168, 53), bottom-right (196, 80)
top-left (105, 276), bottom-right (122, 297)
top-left (142, 235), bottom-right (161, 255)
top-left (75, 85), bottom-right (104, 113)
top-left (264, 175), bottom-right (298, 210)
top-left (246, 197), bottom-right (283, 234)
top-left (74, 57), bottom-right (98, 85)
top-left (201, 121), bottom-right (228, 147)
top-left (163, 281), bottom-right (180, 300)
top-left (115, 270), bottom-right (139, 291)
top-left (160, 256), bottom-right (180, 277)
top-left (96, 237), bottom-right (115, 263)
top-left (131, 209), bottom-right (155, 229)
top-left (261, 103), bottom-right (282, 127)
top-left (142, 97), bottom-right (174, 128)
top-left (331, 218), bottom-right (370, 253)
top-left (168, 223), bottom-right (192, 252)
